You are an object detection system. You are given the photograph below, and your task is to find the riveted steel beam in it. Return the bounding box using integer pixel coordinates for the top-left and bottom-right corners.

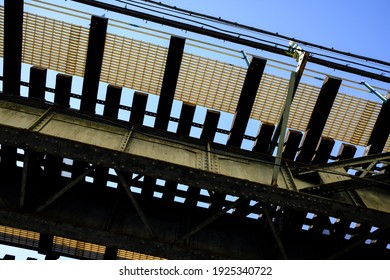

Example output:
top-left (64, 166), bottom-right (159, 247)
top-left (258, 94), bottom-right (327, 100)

top-left (0, 99), bottom-right (390, 227)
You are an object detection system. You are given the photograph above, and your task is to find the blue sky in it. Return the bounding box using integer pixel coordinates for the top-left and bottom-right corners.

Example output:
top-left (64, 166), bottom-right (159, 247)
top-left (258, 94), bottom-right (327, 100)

top-left (0, 0), bottom-right (389, 260)
top-left (157, 0), bottom-right (390, 62)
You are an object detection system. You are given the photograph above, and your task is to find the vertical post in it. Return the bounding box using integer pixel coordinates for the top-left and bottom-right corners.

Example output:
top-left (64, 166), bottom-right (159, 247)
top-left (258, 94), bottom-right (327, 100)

top-left (268, 51), bottom-right (309, 154)
top-left (271, 72), bottom-right (296, 186)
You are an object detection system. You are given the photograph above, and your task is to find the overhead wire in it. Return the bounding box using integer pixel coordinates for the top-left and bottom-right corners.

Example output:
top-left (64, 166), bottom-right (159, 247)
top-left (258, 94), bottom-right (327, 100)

top-left (115, 0), bottom-right (390, 76)
top-left (114, 0), bottom-right (288, 51)
top-left (18, 0), bottom-right (390, 105)
top-left (132, 0), bottom-right (390, 69)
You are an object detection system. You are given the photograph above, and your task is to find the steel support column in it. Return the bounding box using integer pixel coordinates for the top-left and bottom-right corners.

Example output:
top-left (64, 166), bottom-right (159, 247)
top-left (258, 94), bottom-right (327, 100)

top-left (271, 72), bottom-right (296, 186)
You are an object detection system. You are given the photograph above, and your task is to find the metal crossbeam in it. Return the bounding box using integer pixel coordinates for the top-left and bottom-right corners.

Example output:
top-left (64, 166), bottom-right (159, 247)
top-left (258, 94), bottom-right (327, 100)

top-left (117, 171), bottom-right (158, 240)
top-left (175, 198), bottom-right (243, 244)
top-left (36, 167), bottom-right (93, 213)
top-left (0, 98), bottom-right (390, 227)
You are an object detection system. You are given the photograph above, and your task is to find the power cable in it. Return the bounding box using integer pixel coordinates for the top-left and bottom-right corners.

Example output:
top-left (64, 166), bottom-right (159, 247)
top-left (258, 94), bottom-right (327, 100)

top-left (115, 0), bottom-right (390, 75)
top-left (114, 0), bottom-right (285, 49)
top-left (133, 0), bottom-right (390, 68)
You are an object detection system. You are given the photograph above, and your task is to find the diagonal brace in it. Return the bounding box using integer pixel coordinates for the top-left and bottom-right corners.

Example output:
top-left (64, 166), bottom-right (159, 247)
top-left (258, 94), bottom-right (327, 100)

top-left (271, 71), bottom-right (297, 186)
top-left (327, 228), bottom-right (383, 260)
top-left (116, 171), bottom-right (158, 240)
top-left (36, 167), bottom-right (94, 212)
top-left (263, 206), bottom-right (288, 259)
top-left (20, 151), bottom-right (30, 209)
top-left (174, 198), bottom-right (243, 244)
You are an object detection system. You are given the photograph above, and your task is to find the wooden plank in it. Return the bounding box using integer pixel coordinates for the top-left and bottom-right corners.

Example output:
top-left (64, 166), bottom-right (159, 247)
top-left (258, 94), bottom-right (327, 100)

top-left (3, 0), bottom-right (24, 96)
top-left (80, 16), bottom-right (108, 113)
top-left (177, 102), bottom-right (196, 135)
top-left (103, 85), bottom-right (122, 119)
top-left (282, 129), bottom-right (303, 161)
top-left (54, 74), bottom-right (72, 108)
top-left (311, 136), bottom-right (335, 165)
top-left (28, 66), bottom-right (47, 100)
top-left (227, 56), bottom-right (267, 148)
top-left (130, 91), bottom-right (148, 125)
top-left (155, 36), bottom-right (186, 130)
top-left (296, 76), bottom-right (341, 164)
top-left (252, 122), bottom-right (275, 154)
top-left (200, 110), bottom-right (220, 142)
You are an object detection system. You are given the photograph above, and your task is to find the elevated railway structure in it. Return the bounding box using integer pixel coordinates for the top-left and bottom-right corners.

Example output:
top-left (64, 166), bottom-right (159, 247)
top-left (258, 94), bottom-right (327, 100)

top-left (0, 0), bottom-right (389, 259)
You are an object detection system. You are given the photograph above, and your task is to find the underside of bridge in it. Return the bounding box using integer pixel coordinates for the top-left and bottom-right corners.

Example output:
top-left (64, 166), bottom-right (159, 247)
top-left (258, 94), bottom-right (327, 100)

top-left (0, 0), bottom-right (389, 260)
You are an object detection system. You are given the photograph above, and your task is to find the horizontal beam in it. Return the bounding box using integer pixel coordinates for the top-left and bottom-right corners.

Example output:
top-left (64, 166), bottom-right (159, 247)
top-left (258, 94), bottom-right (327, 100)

top-left (0, 98), bottom-right (390, 227)
top-left (0, 209), bottom-right (212, 260)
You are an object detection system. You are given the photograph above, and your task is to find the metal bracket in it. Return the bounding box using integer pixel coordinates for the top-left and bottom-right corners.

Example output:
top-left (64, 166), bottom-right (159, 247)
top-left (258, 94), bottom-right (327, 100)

top-left (268, 42), bottom-right (309, 155)
top-left (119, 125), bottom-right (133, 152)
top-left (361, 81), bottom-right (388, 103)
top-left (28, 107), bottom-right (55, 132)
